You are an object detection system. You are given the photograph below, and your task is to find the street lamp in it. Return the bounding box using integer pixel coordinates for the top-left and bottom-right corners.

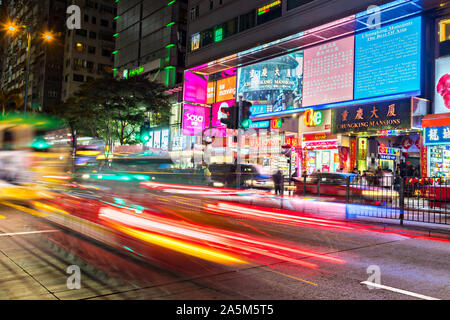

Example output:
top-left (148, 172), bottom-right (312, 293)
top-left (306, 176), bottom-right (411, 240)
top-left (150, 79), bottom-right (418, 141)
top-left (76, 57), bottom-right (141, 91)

top-left (4, 21), bottom-right (54, 114)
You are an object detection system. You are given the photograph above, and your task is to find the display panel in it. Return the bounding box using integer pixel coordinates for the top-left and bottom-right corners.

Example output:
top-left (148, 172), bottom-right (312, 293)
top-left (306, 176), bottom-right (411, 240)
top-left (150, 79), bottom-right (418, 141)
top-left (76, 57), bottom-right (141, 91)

top-left (237, 52), bottom-right (303, 114)
top-left (302, 36), bottom-right (354, 107)
top-left (182, 104), bottom-right (209, 136)
top-left (216, 76), bottom-right (236, 102)
top-left (183, 71), bottom-right (208, 104)
top-left (434, 56), bottom-right (450, 114)
top-left (354, 16), bottom-right (422, 100)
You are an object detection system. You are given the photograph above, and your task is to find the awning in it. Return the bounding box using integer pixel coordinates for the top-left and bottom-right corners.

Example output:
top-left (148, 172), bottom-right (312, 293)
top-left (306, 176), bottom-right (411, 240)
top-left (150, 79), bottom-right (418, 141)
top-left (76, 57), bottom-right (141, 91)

top-left (422, 113), bottom-right (450, 128)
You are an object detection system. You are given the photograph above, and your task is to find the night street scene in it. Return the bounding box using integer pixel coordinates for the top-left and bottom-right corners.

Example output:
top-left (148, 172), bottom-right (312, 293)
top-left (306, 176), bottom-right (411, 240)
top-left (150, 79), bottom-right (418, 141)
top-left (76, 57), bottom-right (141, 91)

top-left (0, 0), bottom-right (449, 311)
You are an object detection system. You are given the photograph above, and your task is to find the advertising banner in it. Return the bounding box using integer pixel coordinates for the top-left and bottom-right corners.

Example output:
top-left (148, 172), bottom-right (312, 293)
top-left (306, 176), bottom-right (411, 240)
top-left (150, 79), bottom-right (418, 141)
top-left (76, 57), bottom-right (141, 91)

top-left (182, 104), bottom-right (209, 136)
top-left (303, 36), bottom-right (354, 107)
top-left (183, 72), bottom-right (208, 104)
top-left (424, 126), bottom-right (450, 145)
top-left (434, 56), bottom-right (450, 114)
top-left (354, 16), bottom-right (422, 100)
top-left (237, 51), bottom-right (304, 113)
top-left (216, 76), bottom-right (236, 102)
top-left (331, 98), bottom-right (412, 134)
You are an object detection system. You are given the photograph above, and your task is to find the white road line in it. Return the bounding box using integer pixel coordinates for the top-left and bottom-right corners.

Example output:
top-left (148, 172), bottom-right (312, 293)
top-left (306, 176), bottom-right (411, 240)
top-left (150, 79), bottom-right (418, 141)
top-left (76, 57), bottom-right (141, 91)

top-left (361, 281), bottom-right (441, 300)
top-left (0, 230), bottom-right (59, 237)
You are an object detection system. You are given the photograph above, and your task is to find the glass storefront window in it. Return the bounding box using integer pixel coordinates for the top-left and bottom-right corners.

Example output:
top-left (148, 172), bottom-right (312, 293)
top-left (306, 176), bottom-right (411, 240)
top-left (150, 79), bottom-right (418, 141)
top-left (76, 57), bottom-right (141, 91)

top-left (429, 145), bottom-right (450, 178)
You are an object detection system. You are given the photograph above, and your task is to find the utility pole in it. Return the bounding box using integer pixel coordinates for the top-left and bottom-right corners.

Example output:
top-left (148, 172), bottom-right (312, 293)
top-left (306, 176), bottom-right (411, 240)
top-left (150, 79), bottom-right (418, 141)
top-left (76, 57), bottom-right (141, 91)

top-left (24, 27), bottom-right (32, 115)
top-left (236, 96), bottom-right (243, 189)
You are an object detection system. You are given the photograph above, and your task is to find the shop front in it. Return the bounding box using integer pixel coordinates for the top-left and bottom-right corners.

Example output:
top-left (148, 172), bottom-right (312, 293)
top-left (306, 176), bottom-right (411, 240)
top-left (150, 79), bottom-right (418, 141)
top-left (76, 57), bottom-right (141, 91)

top-left (331, 97), bottom-right (425, 174)
top-left (422, 113), bottom-right (450, 178)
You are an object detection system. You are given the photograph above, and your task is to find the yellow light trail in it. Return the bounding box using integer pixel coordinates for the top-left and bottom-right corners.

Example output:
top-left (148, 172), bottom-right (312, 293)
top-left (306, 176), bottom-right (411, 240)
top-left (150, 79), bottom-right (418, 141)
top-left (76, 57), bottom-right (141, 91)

top-left (0, 201), bottom-right (49, 218)
top-left (112, 223), bottom-right (248, 266)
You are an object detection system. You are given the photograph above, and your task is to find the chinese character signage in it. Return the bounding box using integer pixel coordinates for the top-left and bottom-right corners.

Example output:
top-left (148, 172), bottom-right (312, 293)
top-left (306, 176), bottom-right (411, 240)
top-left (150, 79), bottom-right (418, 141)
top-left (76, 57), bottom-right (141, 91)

top-left (237, 51), bottom-right (304, 112)
top-left (331, 98), bottom-right (412, 134)
top-left (354, 16), bottom-right (422, 99)
top-left (303, 36), bottom-right (354, 107)
top-left (424, 126), bottom-right (450, 145)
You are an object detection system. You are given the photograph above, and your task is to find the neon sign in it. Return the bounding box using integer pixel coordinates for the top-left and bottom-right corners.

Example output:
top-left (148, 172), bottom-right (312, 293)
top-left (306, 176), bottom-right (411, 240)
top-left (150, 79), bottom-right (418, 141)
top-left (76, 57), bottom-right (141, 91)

top-left (304, 109), bottom-right (323, 127)
top-left (270, 118), bottom-right (282, 129)
top-left (258, 0), bottom-right (281, 15)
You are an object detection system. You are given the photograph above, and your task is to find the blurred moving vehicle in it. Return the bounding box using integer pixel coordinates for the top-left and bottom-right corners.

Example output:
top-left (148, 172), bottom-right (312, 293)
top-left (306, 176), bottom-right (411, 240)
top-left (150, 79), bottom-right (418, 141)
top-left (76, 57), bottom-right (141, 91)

top-left (77, 154), bottom-right (208, 187)
top-left (0, 114), bottom-right (70, 200)
top-left (293, 172), bottom-right (398, 203)
top-left (208, 163), bottom-right (273, 190)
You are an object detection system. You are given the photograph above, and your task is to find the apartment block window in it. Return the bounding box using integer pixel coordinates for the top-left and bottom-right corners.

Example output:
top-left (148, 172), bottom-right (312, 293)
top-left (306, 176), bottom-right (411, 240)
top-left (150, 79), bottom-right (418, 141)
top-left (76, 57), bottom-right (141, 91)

top-left (88, 46), bottom-right (96, 54)
top-left (84, 14), bottom-right (89, 22)
top-left (209, 0), bottom-right (213, 10)
top-left (100, 19), bottom-right (109, 27)
top-left (89, 31), bottom-right (97, 39)
top-left (91, 16), bottom-right (96, 24)
top-left (239, 10), bottom-right (256, 32)
top-left (190, 5), bottom-right (199, 21)
top-left (75, 29), bottom-right (87, 37)
top-left (439, 18), bottom-right (450, 57)
top-left (73, 74), bottom-right (84, 82)
top-left (102, 49), bottom-right (111, 57)
top-left (75, 42), bottom-right (84, 52)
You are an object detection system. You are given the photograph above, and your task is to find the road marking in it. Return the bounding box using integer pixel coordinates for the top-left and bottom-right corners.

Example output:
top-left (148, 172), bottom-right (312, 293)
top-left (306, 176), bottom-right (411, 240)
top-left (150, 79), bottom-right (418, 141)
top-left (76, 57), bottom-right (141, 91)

top-left (0, 201), bottom-right (49, 217)
top-left (263, 267), bottom-right (318, 286)
top-left (360, 281), bottom-right (441, 300)
top-left (0, 230), bottom-right (59, 237)
top-left (0, 214), bottom-right (6, 219)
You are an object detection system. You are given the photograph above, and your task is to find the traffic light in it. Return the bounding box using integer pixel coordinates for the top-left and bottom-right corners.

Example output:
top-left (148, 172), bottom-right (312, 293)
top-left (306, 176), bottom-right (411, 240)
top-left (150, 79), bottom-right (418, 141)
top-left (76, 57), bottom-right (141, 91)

top-left (241, 101), bottom-right (253, 129)
top-left (139, 119), bottom-right (151, 143)
top-left (220, 105), bottom-right (238, 129)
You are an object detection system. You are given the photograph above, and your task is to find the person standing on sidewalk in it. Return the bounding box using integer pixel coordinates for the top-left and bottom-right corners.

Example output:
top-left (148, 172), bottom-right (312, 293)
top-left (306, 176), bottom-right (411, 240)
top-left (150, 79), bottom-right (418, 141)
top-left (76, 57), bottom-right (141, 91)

top-left (272, 170), bottom-right (284, 195)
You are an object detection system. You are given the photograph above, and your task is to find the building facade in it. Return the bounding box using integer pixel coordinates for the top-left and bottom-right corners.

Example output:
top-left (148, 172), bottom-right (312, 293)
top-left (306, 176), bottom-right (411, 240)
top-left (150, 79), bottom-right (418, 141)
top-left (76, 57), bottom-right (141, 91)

top-left (114, 0), bottom-right (189, 153)
top-left (61, 0), bottom-right (117, 101)
top-left (182, 0), bottom-right (448, 177)
top-left (1, 0), bottom-right (67, 111)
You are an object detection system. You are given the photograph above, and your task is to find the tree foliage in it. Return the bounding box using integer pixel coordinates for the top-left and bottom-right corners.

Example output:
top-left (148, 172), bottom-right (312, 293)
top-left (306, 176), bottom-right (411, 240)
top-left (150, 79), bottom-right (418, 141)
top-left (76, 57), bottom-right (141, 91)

top-left (48, 76), bottom-right (172, 147)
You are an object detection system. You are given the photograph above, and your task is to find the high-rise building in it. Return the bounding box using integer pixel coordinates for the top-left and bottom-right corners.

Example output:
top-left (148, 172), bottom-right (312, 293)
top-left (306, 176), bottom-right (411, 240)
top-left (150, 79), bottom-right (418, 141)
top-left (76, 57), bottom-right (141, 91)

top-left (1, 0), bottom-right (67, 111)
top-left (114, 0), bottom-right (188, 131)
top-left (114, 0), bottom-right (188, 87)
top-left (61, 0), bottom-right (117, 101)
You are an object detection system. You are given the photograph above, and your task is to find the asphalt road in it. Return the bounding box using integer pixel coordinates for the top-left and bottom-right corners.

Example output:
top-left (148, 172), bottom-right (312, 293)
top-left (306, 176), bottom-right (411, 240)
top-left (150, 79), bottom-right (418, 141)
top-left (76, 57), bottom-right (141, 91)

top-left (0, 200), bottom-right (448, 300)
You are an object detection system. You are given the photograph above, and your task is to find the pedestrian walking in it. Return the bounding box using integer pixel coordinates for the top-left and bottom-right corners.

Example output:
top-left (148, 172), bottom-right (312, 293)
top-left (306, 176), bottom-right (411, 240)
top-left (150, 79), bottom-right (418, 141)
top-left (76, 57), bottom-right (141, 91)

top-left (272, 170), bottom-right (284, 195)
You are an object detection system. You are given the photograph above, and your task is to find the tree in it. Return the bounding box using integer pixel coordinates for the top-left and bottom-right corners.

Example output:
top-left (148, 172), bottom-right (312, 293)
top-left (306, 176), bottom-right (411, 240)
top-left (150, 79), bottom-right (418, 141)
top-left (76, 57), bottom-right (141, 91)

top-left (0, 89), bottom-right (24, 116)
top-left (48, 76), bottom-right (173, 149)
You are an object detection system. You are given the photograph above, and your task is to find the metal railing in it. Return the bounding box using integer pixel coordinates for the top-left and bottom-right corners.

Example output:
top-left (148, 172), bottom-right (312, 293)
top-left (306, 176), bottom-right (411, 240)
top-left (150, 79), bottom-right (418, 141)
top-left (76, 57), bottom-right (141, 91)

top-left (296, 174), bottom-right (450, 225)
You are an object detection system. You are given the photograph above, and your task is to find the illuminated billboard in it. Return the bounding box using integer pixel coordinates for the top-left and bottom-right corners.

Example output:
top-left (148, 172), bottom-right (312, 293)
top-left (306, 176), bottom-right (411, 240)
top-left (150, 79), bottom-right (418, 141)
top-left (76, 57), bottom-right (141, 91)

top-left (303, 36), bottom-right (354, 107)
top-left (434, 56), bottom-right (450, 114)
top-left (216, 76), bottom-right (236, 102)
top-left (182, 104), bottom-right (209, 136)
top-left (237, 51), bottom-right (303, 114)
top-left (183, 71), bottom-right (208, 104)
top-left (354, 16), bottom-right (422, 100)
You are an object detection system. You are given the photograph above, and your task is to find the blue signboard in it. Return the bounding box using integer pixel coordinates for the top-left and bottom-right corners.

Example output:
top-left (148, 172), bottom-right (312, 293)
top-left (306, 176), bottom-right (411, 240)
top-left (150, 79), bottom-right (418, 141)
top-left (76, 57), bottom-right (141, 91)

top-left (248, 120), bottom-right (270, 129)
top-left (424, 126), bottom-right (450, 146)
top-left (354, 16), bottom-right (422, 100)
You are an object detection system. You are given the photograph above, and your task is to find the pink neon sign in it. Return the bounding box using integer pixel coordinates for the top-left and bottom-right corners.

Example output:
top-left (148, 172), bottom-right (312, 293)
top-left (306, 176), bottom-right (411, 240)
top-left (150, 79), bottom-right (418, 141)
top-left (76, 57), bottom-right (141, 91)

top-left (182, 104), bottom-right (209, 136)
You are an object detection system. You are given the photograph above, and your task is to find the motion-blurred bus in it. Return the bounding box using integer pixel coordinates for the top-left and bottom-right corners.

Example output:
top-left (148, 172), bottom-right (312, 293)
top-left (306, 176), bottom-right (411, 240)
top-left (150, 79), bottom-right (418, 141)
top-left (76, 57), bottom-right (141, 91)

top-left (0, 114), bottom-right (71, 200)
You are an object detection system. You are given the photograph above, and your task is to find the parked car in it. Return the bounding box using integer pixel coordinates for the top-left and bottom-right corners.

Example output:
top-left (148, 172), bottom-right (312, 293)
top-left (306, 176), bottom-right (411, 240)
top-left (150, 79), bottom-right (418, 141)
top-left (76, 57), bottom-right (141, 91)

top-left (293, 172), bottom-right (398, 203)
top-left (208, 163), bottom-right (273, 190)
